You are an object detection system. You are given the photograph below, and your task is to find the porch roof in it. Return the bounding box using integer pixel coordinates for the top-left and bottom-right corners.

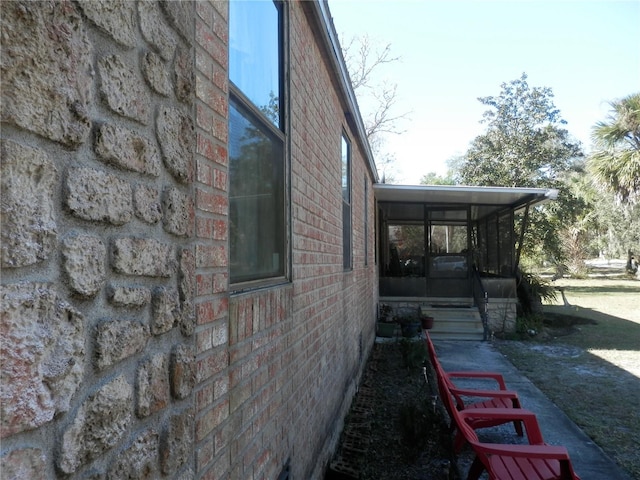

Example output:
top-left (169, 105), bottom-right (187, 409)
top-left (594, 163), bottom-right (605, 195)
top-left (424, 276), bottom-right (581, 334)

top-left (374, 184), bottom-right (558, 221)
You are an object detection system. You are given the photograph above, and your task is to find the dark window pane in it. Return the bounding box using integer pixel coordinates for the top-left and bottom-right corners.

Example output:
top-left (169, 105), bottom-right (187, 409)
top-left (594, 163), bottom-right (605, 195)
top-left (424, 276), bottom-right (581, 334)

top-left (341, 136), bottom-right (350, 203)
top-left (230, 0), bottom-right (281, 128)
top-left (229, 100), bottom-right (285, 283)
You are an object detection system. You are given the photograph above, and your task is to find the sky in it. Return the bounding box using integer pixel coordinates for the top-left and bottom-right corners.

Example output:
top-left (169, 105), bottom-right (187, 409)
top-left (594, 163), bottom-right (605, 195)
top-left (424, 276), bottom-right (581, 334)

top-left (328, 0), bottom-right (640, 184)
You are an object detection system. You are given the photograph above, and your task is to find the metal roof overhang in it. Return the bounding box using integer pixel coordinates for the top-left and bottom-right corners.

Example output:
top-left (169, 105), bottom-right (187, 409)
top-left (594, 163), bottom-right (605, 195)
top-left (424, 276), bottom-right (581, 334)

top-left (374, 184), bottom-right (559, 222)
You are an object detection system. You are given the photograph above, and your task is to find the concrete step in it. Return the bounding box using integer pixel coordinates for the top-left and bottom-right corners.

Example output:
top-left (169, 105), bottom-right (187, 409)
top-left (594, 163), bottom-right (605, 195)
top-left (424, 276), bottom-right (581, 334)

top-left (423, 306), bottom-right (484, 340)
top-left (428, 326), bottom-right (484, 341)
top-left (377, 298), bottom-right (485, 341)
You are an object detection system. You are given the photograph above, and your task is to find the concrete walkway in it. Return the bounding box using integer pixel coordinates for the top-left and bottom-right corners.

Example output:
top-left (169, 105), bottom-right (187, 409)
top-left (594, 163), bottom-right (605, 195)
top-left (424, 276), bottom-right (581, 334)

top-left (433, 339), bottom-right (633, 480)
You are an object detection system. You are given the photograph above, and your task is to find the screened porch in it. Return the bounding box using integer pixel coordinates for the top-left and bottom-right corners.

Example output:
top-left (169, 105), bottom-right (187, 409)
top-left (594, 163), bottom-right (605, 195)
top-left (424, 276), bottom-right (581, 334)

top-left (374, 184), bottom-right (558, 338)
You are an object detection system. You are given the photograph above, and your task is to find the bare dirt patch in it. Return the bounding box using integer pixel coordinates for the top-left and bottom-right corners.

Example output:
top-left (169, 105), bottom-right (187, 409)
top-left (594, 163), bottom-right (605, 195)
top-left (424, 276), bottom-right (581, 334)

top-left (327, 340), bottom-right (455, 480)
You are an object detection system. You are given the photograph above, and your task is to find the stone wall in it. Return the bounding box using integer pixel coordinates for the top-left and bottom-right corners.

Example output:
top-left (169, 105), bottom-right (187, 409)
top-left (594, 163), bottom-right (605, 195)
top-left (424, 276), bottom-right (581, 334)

top-left (486, 299), bottom-right (519, 334)
top-left (1, 2), bottom-right (378, 479)
top-left (1, 1), bottom-right (197, 478)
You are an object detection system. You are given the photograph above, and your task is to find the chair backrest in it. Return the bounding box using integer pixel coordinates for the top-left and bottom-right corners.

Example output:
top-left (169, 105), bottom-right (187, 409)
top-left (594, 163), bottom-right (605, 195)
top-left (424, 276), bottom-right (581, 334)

top-left (425, 333), bottom-right (466, 410)
top-left (425, 332), bottom-right (438, 366)
top-left (435, 370), bottom-right (484, 450)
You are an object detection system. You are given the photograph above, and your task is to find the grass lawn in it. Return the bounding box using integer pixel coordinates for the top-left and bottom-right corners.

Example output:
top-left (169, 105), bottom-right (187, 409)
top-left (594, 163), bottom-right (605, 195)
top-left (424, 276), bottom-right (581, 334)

top-left (495, 273), bottom-right (640, 478)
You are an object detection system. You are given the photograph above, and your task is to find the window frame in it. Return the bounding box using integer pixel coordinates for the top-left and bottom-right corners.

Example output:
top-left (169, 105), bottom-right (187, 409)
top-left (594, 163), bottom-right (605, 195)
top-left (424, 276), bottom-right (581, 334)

top-left (228, 0), bottom-right (290, 292)
top-left (364, 176), bottom-right (369, 266)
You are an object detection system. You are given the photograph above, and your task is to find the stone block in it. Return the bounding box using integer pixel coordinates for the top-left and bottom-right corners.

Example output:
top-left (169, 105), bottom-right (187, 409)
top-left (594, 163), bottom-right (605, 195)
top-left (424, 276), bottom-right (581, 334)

top-left (1, 283), bottom-right (84, 438)
top-left (108, 285), bottom-right (152, 307)
top-left (178, 248), bottom-right (195, 302)
top-left (98, 54), bottom-right (150, 124)
top-left (137, 354), bottom-right (170, 417)
top-left (170, 345), bottom-right (196, 400)
top-left (78, 0), bottom-right (137, 47)
top-left (107, 429), bottom-right (159, 480)
top-left (1, 140), bottom-right (57, 268)
top-left (0, 1), bottom-right (91, 147)
top-left (162, 187), bottom-right (194, 237)
top-left (95, 123), bottom-right (161, 176)
top-left (58, 375), bottom-right (133, 474)
top-left (95, 319), bottom-right (149, 370)
top-left (178, 248), bottom-right (196, 336)
top-left (180, 301), bottom-right (196, 337)
top-left (62, 234), bottom-right (106, 297)
top-left (139, 0), bottom-right (177, 61)
top-left (174, 45), bottom-right (195, 104)
top-left (160, 409), bottom-right (194, 475)
top-left (142, 51), bottom-right (171, 96)
top-left (134, 184), bottom-right (163, 224)
top-left (65, 167), bottom-right (133, 225)
top-left (111, 237), bottom-right (175, 277)
top-left (161, 0), bottom-right (194, 42)
top-left (151, 287), bottom-right (179, 335)
top-left (0, 447), bottom-right (47, 480)
top-left (157, 106), bottom-right (194, 183)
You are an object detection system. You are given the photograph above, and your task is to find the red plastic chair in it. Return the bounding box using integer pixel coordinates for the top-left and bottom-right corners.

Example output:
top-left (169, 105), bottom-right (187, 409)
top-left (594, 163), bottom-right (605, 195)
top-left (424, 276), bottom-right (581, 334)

top-left (457, 408), bottom-right (581, 480)
top-left (429, 336), bottom-right (580, 479)
top-left (425, 333), bottom-right (524, 451)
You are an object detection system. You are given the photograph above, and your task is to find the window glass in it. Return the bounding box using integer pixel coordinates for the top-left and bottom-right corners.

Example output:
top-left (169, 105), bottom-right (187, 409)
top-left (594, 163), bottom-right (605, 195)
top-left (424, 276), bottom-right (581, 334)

top-left (230, 0), bottom-right (281, 128)
top-left (387, 224), bottom-right (425, 277)
top-left (341, 136), bottom-right (350, 203)
top-left (429, 224), bottom-right (467, 254)
top-left (342, 135), bottom-right (352, 269)
top-left (229, 100), bottom-right (285, 283)
top-left (364, 178), bottom-right (368, 265)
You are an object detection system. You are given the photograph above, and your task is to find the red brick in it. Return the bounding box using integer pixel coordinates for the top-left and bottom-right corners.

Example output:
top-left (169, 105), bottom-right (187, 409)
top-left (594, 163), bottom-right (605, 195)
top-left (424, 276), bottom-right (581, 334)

top-left (196, 134), bottom-right (217, 163)
top-left (196, 189), bottom-right (228, 215)
top-left (195, 3), bottom-right (213, 27)
top-left (212, 273), bottom-right (228, 293)
top-left (196, 300), bottom-right (214, 325)
top-left (195, 244), bottom-right (227, 268)
top-left (196, 383), bottom-right (214, 411)
top-left (212, 219), bottom-right (227, 240)
top-left (213, 168), bottom-right (227, 191)
top-left (196, 399), bottom-right (229, 441)
top-left (196, 349), bottom-right (228, 383)
top-left (196, 273), bottom-right (213, 296)
top-left (213, 117), bottom-right (228, 142)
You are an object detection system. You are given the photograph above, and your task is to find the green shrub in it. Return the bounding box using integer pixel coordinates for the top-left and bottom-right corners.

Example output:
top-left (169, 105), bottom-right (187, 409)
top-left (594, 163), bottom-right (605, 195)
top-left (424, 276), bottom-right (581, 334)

top-left (399, 338), bottom-right (427, 369)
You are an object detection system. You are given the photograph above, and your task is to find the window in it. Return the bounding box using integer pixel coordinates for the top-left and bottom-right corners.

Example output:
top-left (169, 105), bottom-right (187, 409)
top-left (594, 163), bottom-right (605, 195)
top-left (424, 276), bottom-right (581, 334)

top-left (342, 134), bottom-right (352, 269)
top-left (364, 178), bottom-right (368, 266)
top-left (229, 1), bottom-right (286, 285)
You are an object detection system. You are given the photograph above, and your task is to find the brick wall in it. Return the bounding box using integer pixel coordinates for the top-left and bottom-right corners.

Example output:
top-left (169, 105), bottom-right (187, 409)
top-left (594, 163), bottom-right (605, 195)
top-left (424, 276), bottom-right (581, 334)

top-left (1, 1), bottom-right (378, 479)
top-left (192, 1), bottom-right (233, 479)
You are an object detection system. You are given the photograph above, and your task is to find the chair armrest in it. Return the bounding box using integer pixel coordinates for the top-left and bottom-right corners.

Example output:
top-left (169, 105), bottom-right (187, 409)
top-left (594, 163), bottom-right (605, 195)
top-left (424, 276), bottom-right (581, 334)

top-left (459, 408), bottom-right (545, 444)
top-left (446, 371), bottom-right (508, 389)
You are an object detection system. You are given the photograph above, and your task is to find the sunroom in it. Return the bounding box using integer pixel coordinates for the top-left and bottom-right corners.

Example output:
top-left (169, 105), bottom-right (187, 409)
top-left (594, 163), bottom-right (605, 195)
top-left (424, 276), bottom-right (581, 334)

top-left (374, 184), bottom-right (558, 340)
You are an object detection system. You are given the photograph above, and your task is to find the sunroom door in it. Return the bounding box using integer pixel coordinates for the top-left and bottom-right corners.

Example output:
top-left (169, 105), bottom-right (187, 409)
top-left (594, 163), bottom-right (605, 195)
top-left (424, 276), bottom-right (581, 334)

top-left (426, 208), bottom-right (471, 298)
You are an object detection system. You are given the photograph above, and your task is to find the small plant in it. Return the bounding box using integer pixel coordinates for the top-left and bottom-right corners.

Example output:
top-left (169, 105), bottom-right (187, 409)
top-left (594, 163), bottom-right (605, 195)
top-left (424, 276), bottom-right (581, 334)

top-left (379, 303), bottom-right (394, 322)
top-left (521, 271), bottom-right (557, 303)
top-left (514, 313), bottom-right (545, 339)
top-left (399, 338), bottom-right (427, 369)
top-left (397, 397), bottom-right (436, 459)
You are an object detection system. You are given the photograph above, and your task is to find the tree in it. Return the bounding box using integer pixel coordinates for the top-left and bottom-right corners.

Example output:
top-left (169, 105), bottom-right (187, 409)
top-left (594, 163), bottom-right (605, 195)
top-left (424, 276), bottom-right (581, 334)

top-left (419, 171), bottom-right (455, 186)
top-left (341, 34), bottom-right (410, 181)
top-left (458, 73), bottom-right (582, 188)
top-left (456, 74), bottom-right (584, 266)
top-left (588, 93), bottom-right (640, 205)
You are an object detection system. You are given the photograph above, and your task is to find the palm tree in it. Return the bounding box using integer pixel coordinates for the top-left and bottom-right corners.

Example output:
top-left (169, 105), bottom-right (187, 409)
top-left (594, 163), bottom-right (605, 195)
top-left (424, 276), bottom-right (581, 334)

top-left (588, 93), bottom-right (640, 204)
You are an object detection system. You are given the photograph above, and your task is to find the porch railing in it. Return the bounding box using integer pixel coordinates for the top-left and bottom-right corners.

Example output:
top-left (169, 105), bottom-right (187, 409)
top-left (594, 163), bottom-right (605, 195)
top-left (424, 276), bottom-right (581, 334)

top-left (471, 267), bottom-right (490, 340)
